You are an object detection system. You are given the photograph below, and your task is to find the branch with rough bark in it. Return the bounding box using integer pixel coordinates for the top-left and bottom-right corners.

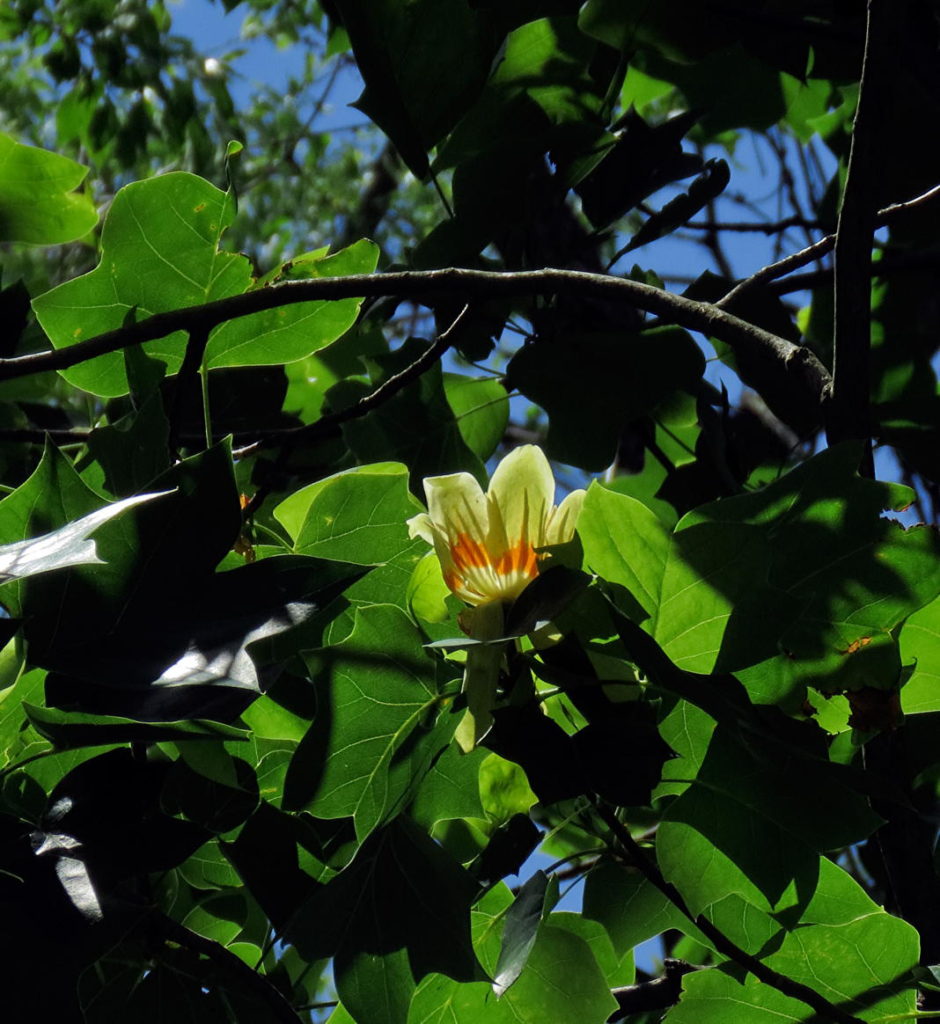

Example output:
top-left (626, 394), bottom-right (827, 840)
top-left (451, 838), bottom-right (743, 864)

top-left (5, 268), bottom-right (833, 415)
top-left (828, 0), bottom-right (898, 467)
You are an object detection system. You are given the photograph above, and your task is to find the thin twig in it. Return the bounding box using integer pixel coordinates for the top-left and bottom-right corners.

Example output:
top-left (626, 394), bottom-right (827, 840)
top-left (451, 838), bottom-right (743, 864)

top-left (771, 128), bottom-right (817, 253)
top-left (234, 304), bottom-right (469, 460)
top-left (764, 246), bottom-right (940, 296)
top-left (684, 215), bottom-right (819, 234)
top-left (593, 802), bottom-right (866, 1024)
top-left (717, 182), bottom-right (940, 308)
top-left (153, 913), bottom-right (302, 1023)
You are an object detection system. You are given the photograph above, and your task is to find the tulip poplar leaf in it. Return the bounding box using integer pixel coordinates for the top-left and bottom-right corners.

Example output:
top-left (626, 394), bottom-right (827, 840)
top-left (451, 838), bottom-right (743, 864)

top-left (899, 594), bottom-right (940, 713)
top-left (0, 490), bottom-right (167, 585)
top-left (287, 817), bottom-right (482, 1024)
top-left (582, 445), bottom-right (940, 703)
top-left (288, 603), bottom-right (457, 839)
top-left (0, 132), bottom-right (98, 243)
top-left (33, 173), bottom-right (377, 396)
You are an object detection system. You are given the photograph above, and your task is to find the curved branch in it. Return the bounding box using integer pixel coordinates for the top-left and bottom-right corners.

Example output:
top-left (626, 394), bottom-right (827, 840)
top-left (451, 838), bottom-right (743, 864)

top-left (764, 245), bottom-right (940, 296)
top-left (594, 802), bottom-right (866, 1024)
top-left (5, 267), bottom-right (832, 410)
top-left (235, 305), bottom-right (469, 459)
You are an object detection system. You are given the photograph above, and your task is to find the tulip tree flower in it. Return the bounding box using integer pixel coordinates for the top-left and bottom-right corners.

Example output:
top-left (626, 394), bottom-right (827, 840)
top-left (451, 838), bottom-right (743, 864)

top-left (407, 445), bottom-right (585, 750)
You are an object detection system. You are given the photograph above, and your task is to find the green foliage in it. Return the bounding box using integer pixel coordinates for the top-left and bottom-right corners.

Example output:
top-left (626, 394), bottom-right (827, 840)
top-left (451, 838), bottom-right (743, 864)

top-left (0, 131), bottom-right (97, 243)
top-left (0, 3), bottom-right (939, 1024)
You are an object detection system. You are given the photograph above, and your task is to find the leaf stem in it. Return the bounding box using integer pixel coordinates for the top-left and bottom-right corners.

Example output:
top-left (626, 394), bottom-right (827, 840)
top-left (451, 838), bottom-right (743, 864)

top-left (200, 356), bottom-right (212, 451)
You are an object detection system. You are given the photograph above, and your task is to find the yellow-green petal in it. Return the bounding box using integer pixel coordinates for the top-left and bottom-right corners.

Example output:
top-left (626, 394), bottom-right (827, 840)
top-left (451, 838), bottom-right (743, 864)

top-left (546, 488), bottom-right (586, 545)
top-left (424, 471), bottom-right (489, 544)
top-left (406, 511), bottom-right (434, 545)
top-left (487, 444), bottom-right (554, 548)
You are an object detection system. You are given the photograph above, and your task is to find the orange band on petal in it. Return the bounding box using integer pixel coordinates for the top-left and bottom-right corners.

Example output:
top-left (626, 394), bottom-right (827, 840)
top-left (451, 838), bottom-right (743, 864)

top-left (450, 533), bottom-right (492, 571)
top-left (495, 540), bottom-right (538, 580)
top-left (416, 447), bottom-right (585, 609)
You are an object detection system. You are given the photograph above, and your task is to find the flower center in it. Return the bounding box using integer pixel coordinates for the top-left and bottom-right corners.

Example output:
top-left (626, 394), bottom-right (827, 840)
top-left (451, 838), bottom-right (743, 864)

top-left (445, 532), bottom-right (539, 606)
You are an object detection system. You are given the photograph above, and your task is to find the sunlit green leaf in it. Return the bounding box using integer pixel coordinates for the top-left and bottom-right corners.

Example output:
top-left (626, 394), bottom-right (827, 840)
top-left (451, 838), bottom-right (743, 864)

top-left (657, 723), bottom-right (880, 915)
top-left (584, 862), bottom-right (706, 957)
top-left (0, 131), bottom-right (97, 243)
top-left (206, 239), bottom-right (379, 368)
top-left (33, 172), bottom-right (248, 395)
top-left (899, 595), bottom-right (940, 713)
top-left (33, 174), bottom-right (377, 396)
top-left (275, 461), bottom-right (427, 625)
top-left (443, 373), bottom-right (509, 461)
top-left (665, 860), bottom-right (919, 1023)
top-left (579, 482), bottom-right (670, 623)
top-left (409, 884), bottom-right (617, 1024)
top-left (584, 445), bottom-right (940, 703)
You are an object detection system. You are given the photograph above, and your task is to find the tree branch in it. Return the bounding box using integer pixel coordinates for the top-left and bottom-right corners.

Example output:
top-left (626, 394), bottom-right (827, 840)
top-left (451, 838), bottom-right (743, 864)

top-left (828, 0), bottom-right (899, 468)
top-left (765, 245), bottom-right (940, 296)
top-left (4, 268), bottom-right (832, 412)
top-left (234, 304), bottom-right (470, 459)
top-left (593, 802), bottom-right (866, 1024)
top-left (684, 215), bottom-right (819, 234)
top-left (718, 183), bottom-right (940, 308)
